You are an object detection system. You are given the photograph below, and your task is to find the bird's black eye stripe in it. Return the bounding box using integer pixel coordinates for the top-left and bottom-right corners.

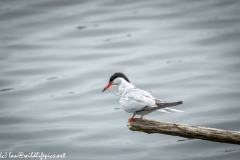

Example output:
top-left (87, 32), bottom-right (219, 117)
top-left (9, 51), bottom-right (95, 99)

top-left (109, 75), bottom-right (115, 83)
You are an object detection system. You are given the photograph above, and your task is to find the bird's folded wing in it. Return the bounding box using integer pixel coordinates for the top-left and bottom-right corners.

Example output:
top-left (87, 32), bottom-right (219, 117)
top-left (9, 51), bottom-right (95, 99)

top-left (134, 88), bottom-right (156, 99)
top-left (120, 89), bottom-right (158, 113)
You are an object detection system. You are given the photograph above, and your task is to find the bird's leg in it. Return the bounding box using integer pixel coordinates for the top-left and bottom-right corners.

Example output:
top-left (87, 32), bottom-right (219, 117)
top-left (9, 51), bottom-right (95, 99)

top-left (128, 113), bottom-right (135, 122)
top-left (140, 115), bottom-right (143, 119)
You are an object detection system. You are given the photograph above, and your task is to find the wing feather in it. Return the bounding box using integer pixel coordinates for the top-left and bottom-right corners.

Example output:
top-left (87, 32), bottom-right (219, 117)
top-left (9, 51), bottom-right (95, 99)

top-left (119, 88), bottom-right (157, 113)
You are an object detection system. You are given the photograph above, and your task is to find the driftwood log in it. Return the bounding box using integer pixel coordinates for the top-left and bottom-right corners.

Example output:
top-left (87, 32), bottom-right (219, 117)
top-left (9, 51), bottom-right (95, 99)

top-left (127, 118), bottom-right (240, 145)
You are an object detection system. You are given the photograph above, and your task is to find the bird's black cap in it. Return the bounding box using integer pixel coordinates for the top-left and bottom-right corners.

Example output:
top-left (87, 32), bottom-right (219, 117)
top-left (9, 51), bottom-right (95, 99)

top-left (109, 72), bottom-right (130, 83)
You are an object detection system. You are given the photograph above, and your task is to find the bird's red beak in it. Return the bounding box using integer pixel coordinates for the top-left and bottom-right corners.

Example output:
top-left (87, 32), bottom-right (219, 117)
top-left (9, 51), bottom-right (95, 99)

top-left (102, 82), bottom-right (113, 92)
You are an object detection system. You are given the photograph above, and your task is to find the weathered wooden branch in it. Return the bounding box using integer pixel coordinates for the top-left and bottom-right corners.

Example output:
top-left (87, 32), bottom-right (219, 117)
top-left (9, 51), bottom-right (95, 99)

top-left (127, 118), bottom-right (240, 145)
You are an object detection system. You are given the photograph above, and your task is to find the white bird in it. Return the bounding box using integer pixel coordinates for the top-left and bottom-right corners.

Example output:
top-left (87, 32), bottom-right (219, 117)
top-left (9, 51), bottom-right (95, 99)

top-left (102, 72), bottom-right (183, 122)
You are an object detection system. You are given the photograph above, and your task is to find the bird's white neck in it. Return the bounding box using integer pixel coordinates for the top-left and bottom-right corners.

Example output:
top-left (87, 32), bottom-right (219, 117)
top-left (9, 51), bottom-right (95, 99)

top-left (118, 79), bottom-right (135, 95)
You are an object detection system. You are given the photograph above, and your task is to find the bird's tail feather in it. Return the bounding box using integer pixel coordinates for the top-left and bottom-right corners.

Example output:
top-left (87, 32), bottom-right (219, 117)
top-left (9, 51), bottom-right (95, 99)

top-left (157, 109), bottom-right (171, 113)
top-left (165, 107), bottom-right (184, 112)
top-left (155, 101), bottom-right (183, 109)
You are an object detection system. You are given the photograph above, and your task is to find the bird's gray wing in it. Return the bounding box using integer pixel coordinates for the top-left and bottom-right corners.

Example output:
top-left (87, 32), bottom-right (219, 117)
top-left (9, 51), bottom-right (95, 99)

top-left (119, 88), bottom-right (158, 113)
top-left (134, 88), bottom-right (156, 99)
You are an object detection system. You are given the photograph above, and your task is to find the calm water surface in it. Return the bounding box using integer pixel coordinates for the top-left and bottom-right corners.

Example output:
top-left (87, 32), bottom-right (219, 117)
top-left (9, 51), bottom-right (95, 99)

top-left (0, 0), bottom-right (240, 160)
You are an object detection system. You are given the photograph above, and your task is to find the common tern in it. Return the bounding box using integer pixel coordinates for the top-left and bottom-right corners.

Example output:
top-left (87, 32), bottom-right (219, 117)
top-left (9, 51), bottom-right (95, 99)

top-left (102, 72), bottom-right (183, 122)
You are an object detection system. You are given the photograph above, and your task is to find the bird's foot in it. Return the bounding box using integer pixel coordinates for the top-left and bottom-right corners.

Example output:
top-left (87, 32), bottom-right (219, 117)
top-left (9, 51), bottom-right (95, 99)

top-left (128, 117), bottom-right (134, 122)
top-left (128, 113), bottom-right (135, 122)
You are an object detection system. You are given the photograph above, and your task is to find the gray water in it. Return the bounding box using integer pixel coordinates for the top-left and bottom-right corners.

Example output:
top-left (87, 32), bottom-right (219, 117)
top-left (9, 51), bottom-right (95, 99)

top-left (1, 0), bottom-right (240, 160)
